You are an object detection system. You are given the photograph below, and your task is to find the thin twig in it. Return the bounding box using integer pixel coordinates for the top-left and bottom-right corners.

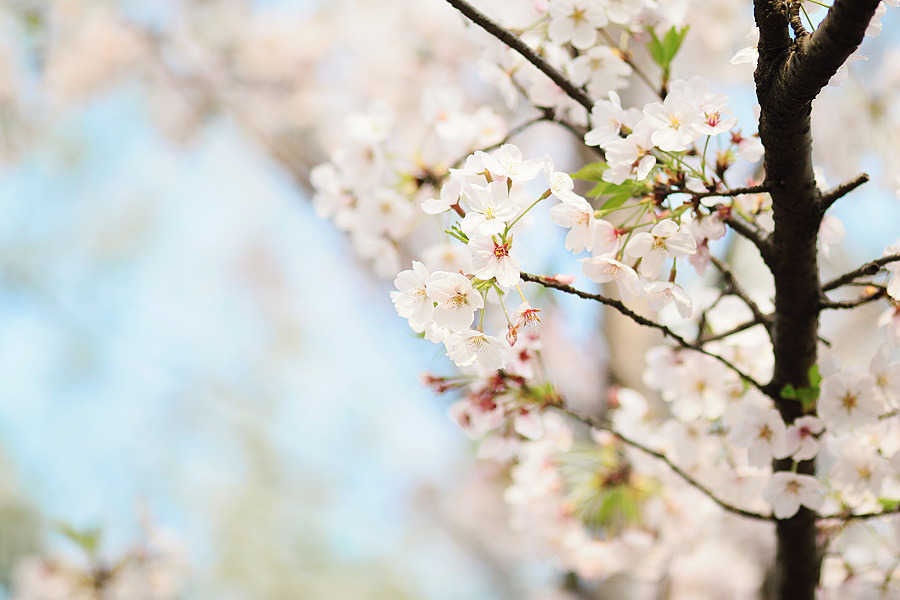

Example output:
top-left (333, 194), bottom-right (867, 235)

top-left (692, 185), bottom-right (770, 200)
top-left (717, 208), bottom-right (775, 267)
top-left (819, 506), bottom-right (900, 523)
top-left (821, 254), bottom-right (900, 292)
top-left (709, 255), bottom-right (773, 336)
top-left (698, 317), bottom-right (767, 344)
top-left (556, 407), bottom-right (774, 521)
top-left (820, 289), bottom-right (886, 310)
top-left (597, 29), bottom-right (659, 98)
top-left (444, 0), bottom-right (594, 112)
top-left (451, 114), bottom-right (548, 169)
top-left (519, 272), bottom-right (770, 395)
top-left (819, 173), bottom-right (869, 214)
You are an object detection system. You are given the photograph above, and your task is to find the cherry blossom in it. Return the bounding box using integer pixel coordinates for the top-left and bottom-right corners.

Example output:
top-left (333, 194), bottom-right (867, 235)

top-left (818, 369), bottom-right (883, 433)
top-left (475, 144), bottom-right (544, 182)
top-left (392, 261), bottom-right (434, 328)
top-left (580, 256), bottom-right (640, 300)
top-left (445, 329), bottom-right (509, 370)
top-left (547, 0), bottom-right (608, 50)
top-left (625, 220), bottom-right (697, 279)
top-left (427, 271), bottom-right (484, 332)
top-left (762, 472), bottom-right (823, 519)
top-left (469, 235), bottom-right (521, 287)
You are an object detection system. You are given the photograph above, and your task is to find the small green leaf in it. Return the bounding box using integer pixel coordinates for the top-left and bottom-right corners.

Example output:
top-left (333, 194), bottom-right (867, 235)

top-left (646, 30), bottom-right (666, 67)
top-left (808, 364), bottom-right (822, 388)
top-left (663, 26), bottom-right (689, 61)
top-left (646, 26), bottom-right (689, 70)
top-left (877, 498), bottom-right (900, 511)
top-left (781, 384), bottom-right (798, 400)
top-left (571, 161), bottom-right (608, 182)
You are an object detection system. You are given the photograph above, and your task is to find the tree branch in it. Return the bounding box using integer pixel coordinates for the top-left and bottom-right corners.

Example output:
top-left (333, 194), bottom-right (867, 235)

top-left (819, 173), bottom-right (869, 214)
top-left (750, 2), bottom-right (885, 597)
top-left (819, 288), bottom-right (886, 310)
top-left (821, 254), bottom-right (900, 292)
top-left (555, 407), bottom-right (774, 522)
top-left (519, 272), bottom-right (770, 395)
top-left (788, 0), bottom-right (809, 41)
top-left (718, 208), bottom-right (775, 267)
top-left (698, 317), bottom-right (768, 344)
top-left (710, 255), bottom-right (773, 336)
top-left (791, 0), bottom-right (882, 102)
top-left (819, 506), bottom-right (900, 523)
top-left (693, 185), bottom-right (769, 200)
top-left (443, 0), bottom-right (594, 112)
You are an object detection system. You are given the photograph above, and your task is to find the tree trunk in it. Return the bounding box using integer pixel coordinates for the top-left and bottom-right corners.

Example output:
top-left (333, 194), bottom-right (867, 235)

top-left (752, 1), bottom-right (882, 598)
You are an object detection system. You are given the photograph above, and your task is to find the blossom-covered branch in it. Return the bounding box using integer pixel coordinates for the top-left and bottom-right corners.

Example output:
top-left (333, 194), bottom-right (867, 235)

top-left (443, 0), bottom-right (593, 111)
top-left (519, 272), bottom-right (769, 395)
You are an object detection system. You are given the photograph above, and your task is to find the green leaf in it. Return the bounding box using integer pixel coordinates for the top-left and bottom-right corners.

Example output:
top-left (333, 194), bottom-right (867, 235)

top-left (780, 384), bottom-right (798, 400)
top-left (808, 364), bottom-right (822, 388)
top-left (663, 26), bottom-right (689, 61)
top-left (877, 498), bottom-right (900, 511)
top-left (571, 161), bottom-right (608, 182)
top-left (588, 178), bottom-right (647, 210)
top-left (646, 30), bottom-right (666, 68)
top-left (646, 26), bottom-right (689, 70)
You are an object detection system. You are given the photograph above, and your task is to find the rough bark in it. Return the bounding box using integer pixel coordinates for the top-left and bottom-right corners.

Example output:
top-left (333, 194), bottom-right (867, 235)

top-left (752, 1), bottom-right (882, 599)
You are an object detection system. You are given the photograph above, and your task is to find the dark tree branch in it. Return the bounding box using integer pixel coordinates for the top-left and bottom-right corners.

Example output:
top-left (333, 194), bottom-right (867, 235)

top-left (693, 185), bottom-right (769, 200)
top-left (819, 288), bottom-right (886, 310)
top-left (717, 208), bottom-right (775, 266)
top-left (791, 0), bottom-right (882, 102)
top-left (819, 506), bottom-right (900, 523)
top-left (753, 1), bottom-right (882, 598)
top-left (443, 0), bottom-right (594, 112)
top-left (710, 255), bottom-right (773, 336)
top-left (822, 254), bottom-right (900, 292)
top-left (519, 272), bottom-right (769, 395)
top-left (819, 173), bottom-right (869, 214)
top-left (698, 317), bottom-right (768, 344)
top-left (788, 1), bottom-right (809, 41)
top-left (556, 407), bottom-right (774, 522)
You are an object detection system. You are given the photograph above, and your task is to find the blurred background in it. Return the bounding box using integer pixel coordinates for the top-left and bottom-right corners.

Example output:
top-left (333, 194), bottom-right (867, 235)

top-left (0, 1), bottom-right (564, 598)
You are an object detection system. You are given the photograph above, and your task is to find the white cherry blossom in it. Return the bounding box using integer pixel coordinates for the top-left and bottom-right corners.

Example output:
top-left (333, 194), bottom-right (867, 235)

top-left (547, 0), bottom-right (608, 50)
top-left (391, 261), bottom-right (434, 328)
top-left (460, 180), bottom-right (521, 237)
top-left (762, 472), bottom-right (823, 519)
top-left (818, 369), bottom-right (883, 433)
top-left (626, 220), bottom-right (697, 279)
top-left (469, 235), bottom-right (521, 288)
top-left (475, 144), bottom-right (544, 182)
top-left (427, 271), bottom-right (484, 332)
top-left (580, 256), bottom-right (640, 300)
top-left (445, 329), bottom-right (509, 370)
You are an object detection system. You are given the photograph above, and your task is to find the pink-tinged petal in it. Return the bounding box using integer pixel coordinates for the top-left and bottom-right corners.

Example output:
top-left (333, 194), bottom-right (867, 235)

top-left (665, 231), bottom-right (699, 256)
top-left (650, 219), bottom-right (679, 238)
top-left (625, 232), bottom-right (653, 257)
top-left (639, 249), bottom-right (666, 279)
top-left (549, 203), bottom-right (580, 228)
top-left (636, 155), bottom-right (656, 180)
top-left (495, 257), bottom-right (521, 288)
